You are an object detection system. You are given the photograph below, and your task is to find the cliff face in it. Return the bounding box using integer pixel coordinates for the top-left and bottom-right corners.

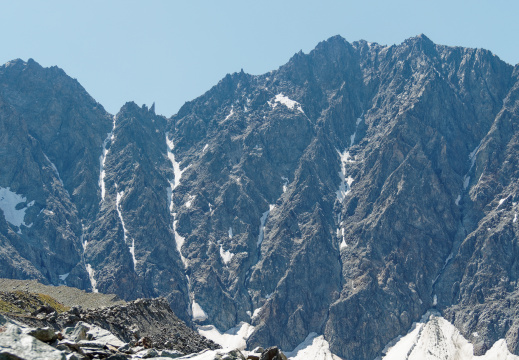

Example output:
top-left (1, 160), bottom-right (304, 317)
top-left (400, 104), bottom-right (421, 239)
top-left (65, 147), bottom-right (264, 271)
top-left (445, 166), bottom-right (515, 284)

top-left (1, 36), bottom-right (519, 359)
top-left (0, 58), bottom-right (112, 288)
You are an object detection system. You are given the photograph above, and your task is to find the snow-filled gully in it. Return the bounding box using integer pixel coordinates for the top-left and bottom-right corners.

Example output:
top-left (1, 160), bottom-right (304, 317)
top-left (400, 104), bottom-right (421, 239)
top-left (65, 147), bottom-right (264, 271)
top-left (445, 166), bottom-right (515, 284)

top-left (84, 115), bottom-right (118, 292)
top-left (116, 189), bottom-right (136, 271)
top-left (99, 115), bottom-right (116, 201)
top-left (166, 132), bottom-right (201, 320)
top-left (335, 114), bottom-right (362, 250)
top-left (432, 141), bottom-right (483, 304)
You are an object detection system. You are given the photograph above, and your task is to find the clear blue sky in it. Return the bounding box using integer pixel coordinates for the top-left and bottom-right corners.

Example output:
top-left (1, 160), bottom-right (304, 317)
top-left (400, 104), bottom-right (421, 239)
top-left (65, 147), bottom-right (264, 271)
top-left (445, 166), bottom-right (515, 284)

top-left (0, 0), bottom-right (517, 117)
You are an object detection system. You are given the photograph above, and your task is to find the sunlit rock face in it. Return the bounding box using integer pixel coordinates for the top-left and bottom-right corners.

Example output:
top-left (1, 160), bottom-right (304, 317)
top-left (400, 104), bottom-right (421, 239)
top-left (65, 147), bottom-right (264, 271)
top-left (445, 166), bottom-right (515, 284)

top-left (2, 35), bottom-right (519, 359)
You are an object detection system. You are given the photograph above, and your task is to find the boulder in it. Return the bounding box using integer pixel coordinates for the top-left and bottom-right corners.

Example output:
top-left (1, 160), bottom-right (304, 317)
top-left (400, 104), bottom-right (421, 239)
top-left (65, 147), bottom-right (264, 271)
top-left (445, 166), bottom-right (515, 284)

top-left (134, 348), bottom-right (159, 358)
top-left (259, 347), bottom-right (287, 360)
top-left (63, 322), bottom-right (89, 342)
top-left (27, 327), bottom-right (57, 342)
top-left (0, 323), bottom-right (66, 360)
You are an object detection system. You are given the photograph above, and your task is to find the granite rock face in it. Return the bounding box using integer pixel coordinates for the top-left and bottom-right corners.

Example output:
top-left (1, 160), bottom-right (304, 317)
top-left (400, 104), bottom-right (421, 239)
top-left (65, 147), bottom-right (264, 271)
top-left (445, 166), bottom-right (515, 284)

top-left (1, 36), bottom-right (519, 359)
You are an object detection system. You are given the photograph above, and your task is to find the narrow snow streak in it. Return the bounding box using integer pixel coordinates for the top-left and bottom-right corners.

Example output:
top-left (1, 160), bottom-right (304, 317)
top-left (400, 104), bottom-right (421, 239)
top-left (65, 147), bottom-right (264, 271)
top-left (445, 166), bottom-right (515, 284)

top-left (257, 205), bottom-right (274, 247)
top-left (458, 141), bottom-right (483, 200)
top-left (463, 175), bottom-right (470, 190)
top-left (349, 117), bottom-right (362, 147)
top-left (166, 131), bottom-right (190, 269)
top-left (224, 105), bottom-right (234, 121)
top-left (173, 217), bottom-right (188, 267)
top-left (43, 153), bottom-right (64, 187)
top-left (336, 116), bottom-right (362, 203)
top-left (116, 190), bottom-right (136, 271)
top-left (99, 115), bottom-right (116, 201)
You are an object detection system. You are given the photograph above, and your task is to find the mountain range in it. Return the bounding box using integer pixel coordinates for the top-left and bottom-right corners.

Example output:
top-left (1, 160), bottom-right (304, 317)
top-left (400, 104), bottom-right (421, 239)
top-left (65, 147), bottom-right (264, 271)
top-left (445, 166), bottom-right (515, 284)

top-left (1, 34), bottom-right (519, 359)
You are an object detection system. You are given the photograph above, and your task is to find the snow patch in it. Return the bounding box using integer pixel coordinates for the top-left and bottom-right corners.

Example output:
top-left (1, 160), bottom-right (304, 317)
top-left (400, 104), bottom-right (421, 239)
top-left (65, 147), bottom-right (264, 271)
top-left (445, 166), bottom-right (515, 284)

top-left (382, 313), bottom-right (517, 360)
top-left (281, 176), bottom-right (289, 193)
top-left (220, 245), bottom-right (234, 265)
top-left (252, 307), bottom-right (263, 319)
top-left (339, 226), bottom-right (347, 249)
top-left (192, 300), bottom-right (208, 322)
top-left (270, 93), bottom-right (304, 114)
top-left (85, 264), bottom-right (98, 293)
top-left (185, 195), bottom-right (195, 208)
top-left (198, 322), bottom-right (255, 351)
top-left (0, 187), bottom-right (34, 228)
top-left (285, 333), bottom-right (341, 360)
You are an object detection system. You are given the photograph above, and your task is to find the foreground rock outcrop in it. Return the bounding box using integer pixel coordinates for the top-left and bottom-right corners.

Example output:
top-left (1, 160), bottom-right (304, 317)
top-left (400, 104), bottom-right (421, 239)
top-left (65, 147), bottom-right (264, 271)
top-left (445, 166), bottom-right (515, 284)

top-left (0, 288), bottom-right (220, 359)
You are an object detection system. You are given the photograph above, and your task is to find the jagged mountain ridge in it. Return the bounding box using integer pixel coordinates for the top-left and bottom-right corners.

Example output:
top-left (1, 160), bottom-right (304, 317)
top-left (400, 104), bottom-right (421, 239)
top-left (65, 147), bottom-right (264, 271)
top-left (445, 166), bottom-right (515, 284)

top-left (1, 35), bottom-right (519, 359)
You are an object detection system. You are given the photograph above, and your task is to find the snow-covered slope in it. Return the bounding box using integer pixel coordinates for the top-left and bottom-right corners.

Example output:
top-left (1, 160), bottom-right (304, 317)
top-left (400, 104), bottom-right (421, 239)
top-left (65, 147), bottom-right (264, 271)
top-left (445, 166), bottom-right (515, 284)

top-left (382, 313), bottom-right (518, 360)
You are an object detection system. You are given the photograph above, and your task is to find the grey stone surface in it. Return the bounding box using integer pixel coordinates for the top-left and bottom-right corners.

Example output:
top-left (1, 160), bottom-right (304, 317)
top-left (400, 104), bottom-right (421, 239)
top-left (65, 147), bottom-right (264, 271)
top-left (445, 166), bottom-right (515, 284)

top-left (0, 322), bottom-right (66, 360)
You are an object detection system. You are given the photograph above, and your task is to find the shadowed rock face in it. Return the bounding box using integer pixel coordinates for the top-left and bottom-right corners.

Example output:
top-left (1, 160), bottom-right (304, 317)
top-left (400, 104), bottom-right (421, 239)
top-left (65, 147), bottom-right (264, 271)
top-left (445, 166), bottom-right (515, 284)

top-left (1, 36), bottom-right (519, 359)
top-left (0, 59), bottom-right (112, 288)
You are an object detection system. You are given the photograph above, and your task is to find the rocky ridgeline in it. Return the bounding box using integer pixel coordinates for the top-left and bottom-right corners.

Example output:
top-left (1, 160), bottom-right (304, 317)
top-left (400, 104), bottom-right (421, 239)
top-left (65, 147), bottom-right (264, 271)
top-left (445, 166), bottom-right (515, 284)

top-left (0, 288), bottom-right (221, 359)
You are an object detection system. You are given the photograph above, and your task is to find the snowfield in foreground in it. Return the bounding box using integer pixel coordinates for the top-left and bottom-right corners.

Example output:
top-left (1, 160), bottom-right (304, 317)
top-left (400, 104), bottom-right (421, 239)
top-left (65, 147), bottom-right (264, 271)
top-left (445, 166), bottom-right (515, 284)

top-left (183, 313), bottom-right (519, 360)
